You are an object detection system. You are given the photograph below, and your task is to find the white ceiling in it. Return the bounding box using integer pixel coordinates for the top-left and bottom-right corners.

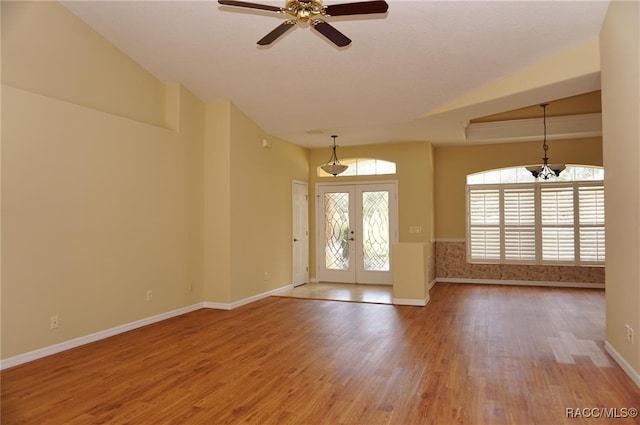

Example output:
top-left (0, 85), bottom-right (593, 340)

top-left (61, 0), bottom-right (610, 148)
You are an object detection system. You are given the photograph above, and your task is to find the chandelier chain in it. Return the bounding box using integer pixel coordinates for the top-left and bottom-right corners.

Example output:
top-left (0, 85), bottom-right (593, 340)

top-left (525, 102), bottom-right (565, 180)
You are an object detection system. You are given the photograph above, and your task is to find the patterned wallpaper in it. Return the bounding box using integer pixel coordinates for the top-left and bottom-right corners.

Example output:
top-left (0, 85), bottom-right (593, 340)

top-left (436, 241), bottom-right (605, 284)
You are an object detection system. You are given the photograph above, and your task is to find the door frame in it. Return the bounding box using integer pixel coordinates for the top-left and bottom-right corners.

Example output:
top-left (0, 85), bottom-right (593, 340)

top-left (315, 180), bottom-right (399, 284)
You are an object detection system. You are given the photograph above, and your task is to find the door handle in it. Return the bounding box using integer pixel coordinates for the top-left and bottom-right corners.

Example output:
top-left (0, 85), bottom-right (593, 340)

top-left (349, 237), bottom-right (355, 241)
top-left (293, 238), bottom-right (299, 242)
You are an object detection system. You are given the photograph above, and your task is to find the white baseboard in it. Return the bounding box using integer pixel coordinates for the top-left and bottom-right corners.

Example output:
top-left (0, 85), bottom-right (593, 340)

top-left (204, 284), bottom-right (292, 310)
top-left (400, 280), bottom-right (437, 306)
top-left (428, 279), bottom-right (437, 291)
top-left (0, 303), bottom-right (205, 370)
top-left (393, 295), bottom-right (430, 307)
top-left (436, 277), bottom-right (605, 289)
top-left (203, 301), bottom-right (232, 310)
top-left (1, 284), bottom-right (293, 370)
top-left (605, 341), bottom-right (640, 389)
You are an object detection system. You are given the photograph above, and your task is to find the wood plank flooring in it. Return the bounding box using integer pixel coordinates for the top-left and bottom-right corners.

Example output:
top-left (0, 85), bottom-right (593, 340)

top-left (2, 283), bottom-right (639, 425)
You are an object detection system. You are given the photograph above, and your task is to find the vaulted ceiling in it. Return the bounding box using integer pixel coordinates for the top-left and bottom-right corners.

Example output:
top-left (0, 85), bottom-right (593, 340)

top-left (61, 0), bottom-right (610, 148)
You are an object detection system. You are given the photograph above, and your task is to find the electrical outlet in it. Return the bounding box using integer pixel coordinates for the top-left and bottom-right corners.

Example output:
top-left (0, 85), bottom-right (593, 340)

top-left (263, 272), bottom-right (269, 281)
top-left (50, 316), bottom-right (59, 329)
top-left (146, 290), bottom-right (153, 302)
top-left (625, 324), bottom-right (634, 343)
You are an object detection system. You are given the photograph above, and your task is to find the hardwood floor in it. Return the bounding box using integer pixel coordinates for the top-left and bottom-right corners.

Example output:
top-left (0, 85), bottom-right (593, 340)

top-left (2, 283), bottom-right (639, 424)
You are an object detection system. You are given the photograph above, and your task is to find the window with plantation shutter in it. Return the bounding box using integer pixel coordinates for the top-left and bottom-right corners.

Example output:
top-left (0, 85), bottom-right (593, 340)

top-left (578, 185), bottom-right (605, 262)
top-left (503, 187), bottom-right (536, 262)
top-left (468, 189), bottom-right (500, 261)
top-left (466, 166), bottom-right (604, 266)
top-left (541, 186), bottom-right (575, 262)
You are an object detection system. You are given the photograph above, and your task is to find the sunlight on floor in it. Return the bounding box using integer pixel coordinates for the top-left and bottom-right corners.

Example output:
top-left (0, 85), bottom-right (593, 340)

top-left (272, 282), bottom-right (392, 305)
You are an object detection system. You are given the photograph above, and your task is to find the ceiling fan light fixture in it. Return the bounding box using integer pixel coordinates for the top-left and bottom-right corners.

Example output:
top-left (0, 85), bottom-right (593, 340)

top-left (218, 0), bottom-right (388, 46)
top-left (321, 135), bottom-right (348, 176)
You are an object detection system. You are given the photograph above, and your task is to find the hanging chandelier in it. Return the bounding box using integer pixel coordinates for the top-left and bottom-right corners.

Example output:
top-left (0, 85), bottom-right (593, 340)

top-left (525, 103), bottom-right (566, 180)
top-left (320, 135), bottom-right (348, 176)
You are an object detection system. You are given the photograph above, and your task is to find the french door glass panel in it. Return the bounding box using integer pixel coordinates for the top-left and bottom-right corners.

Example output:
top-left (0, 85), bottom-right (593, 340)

top-left (361, 190), bottom-right (390, 271)
top-left (324, 191), bottom-right (352, 271)
top-left (318, 183), bottom-right (397, 284)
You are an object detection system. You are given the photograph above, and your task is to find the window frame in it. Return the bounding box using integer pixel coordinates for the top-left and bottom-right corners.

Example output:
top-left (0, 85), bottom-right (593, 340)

top-left (466, 178), bottom-right (604, 267)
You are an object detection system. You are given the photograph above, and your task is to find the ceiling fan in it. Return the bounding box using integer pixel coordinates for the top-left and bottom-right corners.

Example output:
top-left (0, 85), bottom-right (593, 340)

top-left (218, 0), bottom-right (389, 47)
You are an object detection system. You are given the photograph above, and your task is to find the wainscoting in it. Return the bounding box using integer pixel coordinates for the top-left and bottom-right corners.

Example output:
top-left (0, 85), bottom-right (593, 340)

top-left (436, 240), bottom-right (605, 287)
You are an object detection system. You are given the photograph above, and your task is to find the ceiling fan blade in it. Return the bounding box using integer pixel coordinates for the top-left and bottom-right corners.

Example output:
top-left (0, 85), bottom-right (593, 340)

top-left (324, 0), bottom-right (388, 16)
top-left (312, 20), bottom-right (351, 47)
top-left (258, 21), bottom-right (296, 45)
top-left (218, 0), bottom-right (282, 13)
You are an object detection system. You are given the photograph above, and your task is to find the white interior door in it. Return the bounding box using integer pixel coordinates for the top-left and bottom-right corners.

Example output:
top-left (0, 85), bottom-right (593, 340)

top-left (318, 182), bottom-right (398, 284)
top-left (292, 181), bottom-right (309, 287)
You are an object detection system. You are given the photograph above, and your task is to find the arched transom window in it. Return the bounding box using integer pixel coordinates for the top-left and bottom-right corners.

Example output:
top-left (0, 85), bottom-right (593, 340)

top-left (317, 158), bottom-right (396, 177)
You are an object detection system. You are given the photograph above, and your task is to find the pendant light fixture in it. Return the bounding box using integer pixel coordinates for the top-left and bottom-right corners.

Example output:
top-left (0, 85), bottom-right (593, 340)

top-left (321, 135), bottom-right (348, 176)
top-left (525, 103), bottom-right (566, 180)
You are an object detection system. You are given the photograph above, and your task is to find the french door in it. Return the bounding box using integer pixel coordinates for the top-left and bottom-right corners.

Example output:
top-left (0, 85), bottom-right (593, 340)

top-left (317, 182), bottom-right (398, 284)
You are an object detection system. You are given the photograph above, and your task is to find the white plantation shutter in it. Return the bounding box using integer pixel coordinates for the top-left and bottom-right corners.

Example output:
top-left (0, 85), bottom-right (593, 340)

top-left (469, 228), bottom-right (500, 260)
top-left (540, 186), bottom-right (575, 262)
top-left (503, 188), bottom-right (536, 261)
top-left (469, 189), bottom-right (500, 225)
top-left (468, 188), bottom-right (500, 261)
top-left (541, 228), bottom-right (575, 262)
top-left (467, 177), bottom-right (604, 266)
top-left (541, 186), bottom-right (575, 225)
top-left (578, 185), bottom-right (605, 263)
top-left (466, 167), bottom-right (605, 266)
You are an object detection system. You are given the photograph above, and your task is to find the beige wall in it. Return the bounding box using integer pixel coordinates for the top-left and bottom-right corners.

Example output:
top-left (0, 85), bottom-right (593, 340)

top-left (227, 105), bottom-right (309, 302)
top-left (434, 137), bottom-right (603, 239)
top-left (601, 0), bottom-right (640, 378)
top-left (1, 1), bottom-right (166, 127)
top-left (1, 83), bottom-right (205, 358)
top-left (1, 2), bottom-right (207, 359)
top-left (308, 142), bottom-right (434, 280)
top-left (1, 1), bottom-right (206, 359)
top-left (1, 1), bottom-right (308, 361)
top-left (204, 101), bottom-right (232, 303)
top-left (204, 100), bottom-right (310, 304)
